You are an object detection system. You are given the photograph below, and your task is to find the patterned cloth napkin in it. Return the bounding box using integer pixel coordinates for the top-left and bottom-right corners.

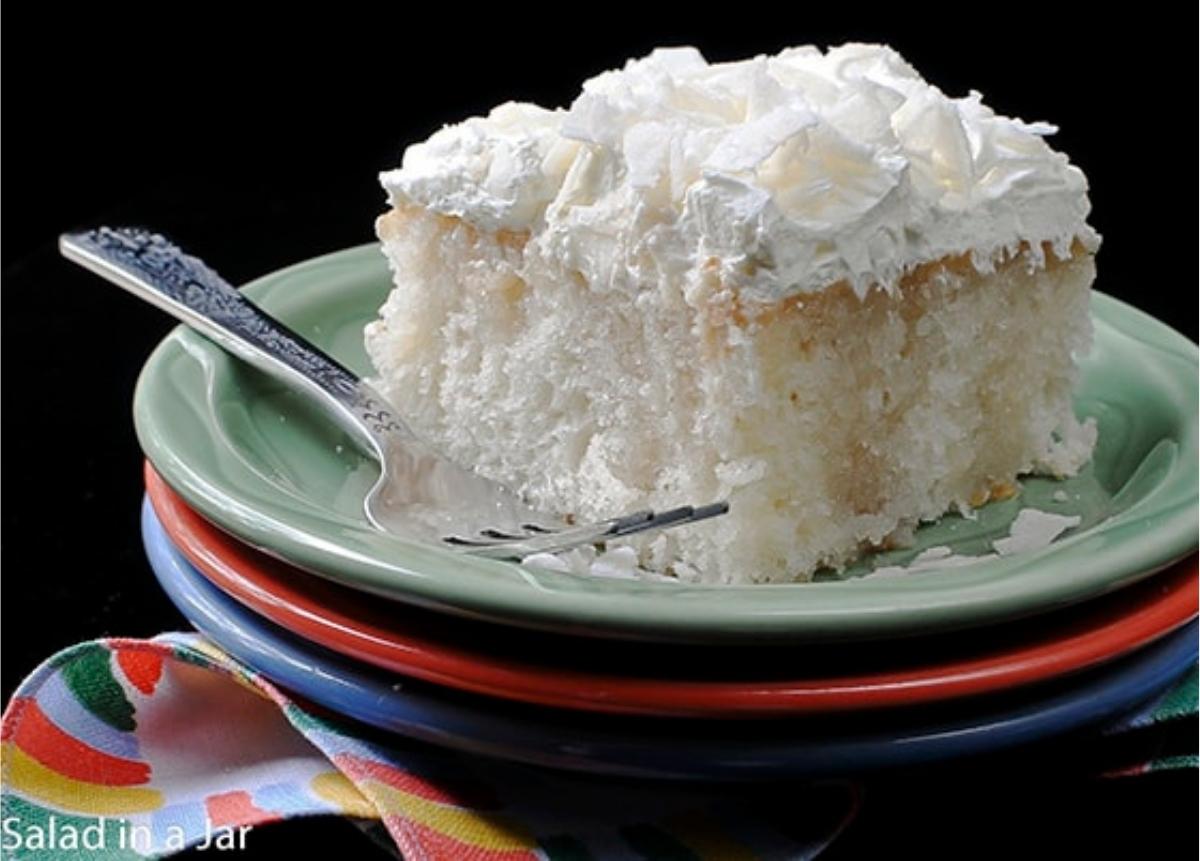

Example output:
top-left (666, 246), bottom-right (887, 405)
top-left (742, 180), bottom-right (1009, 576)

top-left (1, 635), bottom-right (1195, 859)
top-left (1101, 669), bottom-right (1199, 775)
top-left (0, 635), bottom-right (858, 860)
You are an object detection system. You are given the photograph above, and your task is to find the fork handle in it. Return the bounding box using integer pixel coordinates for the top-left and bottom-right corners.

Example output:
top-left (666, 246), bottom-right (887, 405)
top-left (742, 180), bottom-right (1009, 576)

top-left (59, 227), bottom-right (410, 458)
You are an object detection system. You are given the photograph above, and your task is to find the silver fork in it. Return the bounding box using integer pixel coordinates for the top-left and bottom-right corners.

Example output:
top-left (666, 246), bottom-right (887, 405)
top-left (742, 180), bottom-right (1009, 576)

top-left (60, 227), bottom-right (728, 560)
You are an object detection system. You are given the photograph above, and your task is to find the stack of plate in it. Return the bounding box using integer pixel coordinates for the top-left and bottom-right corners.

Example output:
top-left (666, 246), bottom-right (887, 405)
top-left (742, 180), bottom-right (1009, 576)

top-left (135, 246), bottom-right (1198, 780)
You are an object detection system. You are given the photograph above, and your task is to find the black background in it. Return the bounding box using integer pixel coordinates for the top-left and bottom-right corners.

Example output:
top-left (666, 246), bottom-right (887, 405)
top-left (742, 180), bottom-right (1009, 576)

top-left (3, 7), bottom-right (1196, 858)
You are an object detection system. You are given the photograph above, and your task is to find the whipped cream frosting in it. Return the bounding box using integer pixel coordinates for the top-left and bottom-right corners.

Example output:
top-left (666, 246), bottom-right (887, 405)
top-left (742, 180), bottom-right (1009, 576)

top-left (381, 44), bottom-right (1098, 300)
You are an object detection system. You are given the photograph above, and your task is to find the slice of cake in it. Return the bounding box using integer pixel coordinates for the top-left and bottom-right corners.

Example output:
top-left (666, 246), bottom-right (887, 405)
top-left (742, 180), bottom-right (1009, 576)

top-left (366, 44), bottom-right (1099, 584)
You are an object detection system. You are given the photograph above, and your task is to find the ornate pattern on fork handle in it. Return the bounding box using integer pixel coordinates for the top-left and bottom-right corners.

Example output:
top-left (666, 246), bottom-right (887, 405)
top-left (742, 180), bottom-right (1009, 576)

top-left (66, 226), bottom-right (406, 444)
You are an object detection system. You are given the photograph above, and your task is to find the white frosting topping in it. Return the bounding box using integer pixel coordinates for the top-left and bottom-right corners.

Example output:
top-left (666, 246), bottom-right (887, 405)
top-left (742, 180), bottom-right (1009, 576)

top-left (381, 44), bottom-right (1098, 300)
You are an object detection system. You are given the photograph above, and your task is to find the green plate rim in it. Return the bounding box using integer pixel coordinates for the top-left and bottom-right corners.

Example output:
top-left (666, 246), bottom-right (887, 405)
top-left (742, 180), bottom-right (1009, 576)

top-left (133, 243), bottom-right (1199, 642)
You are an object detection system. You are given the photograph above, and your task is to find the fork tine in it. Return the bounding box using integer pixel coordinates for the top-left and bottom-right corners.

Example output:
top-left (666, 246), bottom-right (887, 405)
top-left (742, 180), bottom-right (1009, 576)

top-left (442, 535), bottom-right (492, 547)
top-left (687, 501), bottom-right (730, 522)
top-left (610, 505), bottom-right (694, 537)
top-left (605, 502), bottom-right (726, 538)
top-left (446, 510), bottom-right (654, 548)
top-left (449, 502), bottom-right (728, 559)
top-left (599, 510), bottom-right (655, 533)
top-left (447, 520), bottom-right (614, 551)
top-left (479, 528), bottom-right (528, 539)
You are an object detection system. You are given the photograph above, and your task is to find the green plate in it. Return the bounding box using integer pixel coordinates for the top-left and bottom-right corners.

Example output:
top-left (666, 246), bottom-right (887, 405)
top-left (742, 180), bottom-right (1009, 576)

top-left (133, 245), bottom-right (1198, 642)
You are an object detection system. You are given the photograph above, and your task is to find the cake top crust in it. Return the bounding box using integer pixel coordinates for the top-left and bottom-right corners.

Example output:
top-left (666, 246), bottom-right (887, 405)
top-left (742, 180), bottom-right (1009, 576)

top-left (381, 44), bottom-right (1098, 300)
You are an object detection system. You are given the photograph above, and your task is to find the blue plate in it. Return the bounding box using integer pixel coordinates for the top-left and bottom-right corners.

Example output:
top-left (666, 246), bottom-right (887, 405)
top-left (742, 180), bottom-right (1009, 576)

top-left (143, 498), bottom-right (1197, 780)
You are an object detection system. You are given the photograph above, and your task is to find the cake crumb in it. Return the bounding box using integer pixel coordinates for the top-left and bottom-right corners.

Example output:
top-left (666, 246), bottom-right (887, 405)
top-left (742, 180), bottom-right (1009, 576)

top-left (866, 545), bottom-right (982, 578)
top-left (993, 509), bottom-right (1081, 556)
top-left (866, 507), bottom-right (1082, 579)
top-left (523, 544), bottom-right (656, 581)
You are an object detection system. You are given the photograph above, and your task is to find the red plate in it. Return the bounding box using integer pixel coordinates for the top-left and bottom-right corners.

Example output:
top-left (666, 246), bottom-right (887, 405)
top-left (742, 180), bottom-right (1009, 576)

top-left (146, 463), bottom-right (1197, 718)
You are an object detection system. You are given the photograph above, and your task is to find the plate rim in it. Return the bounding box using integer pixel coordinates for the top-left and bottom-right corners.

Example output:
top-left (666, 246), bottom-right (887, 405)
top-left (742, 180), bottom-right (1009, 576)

top-left (141, 496), bottom-right (1200, 780)
top-left (133, 243), bottom-right (1200, 642)
top-left (146, 464), bottom-right (1199, 717)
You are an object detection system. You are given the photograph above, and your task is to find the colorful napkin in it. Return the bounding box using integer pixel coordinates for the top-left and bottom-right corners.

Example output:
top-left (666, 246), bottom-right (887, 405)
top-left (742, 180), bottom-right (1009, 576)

top-left (2, 634), bottom-right (1194, 859)
top-left (0, 635), bottom-right (857, 859)
top-left (1101, 668), bottom-right (1199, 775)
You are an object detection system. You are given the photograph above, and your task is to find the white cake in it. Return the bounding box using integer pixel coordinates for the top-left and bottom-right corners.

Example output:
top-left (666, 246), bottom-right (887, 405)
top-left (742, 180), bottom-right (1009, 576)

top-left (366, 44), bottom-right (1099, 584)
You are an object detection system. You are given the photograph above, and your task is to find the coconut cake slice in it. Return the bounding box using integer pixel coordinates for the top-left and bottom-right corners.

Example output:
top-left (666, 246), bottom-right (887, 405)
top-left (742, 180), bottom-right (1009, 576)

top-left (367, 44), bottom-right (1098, 583)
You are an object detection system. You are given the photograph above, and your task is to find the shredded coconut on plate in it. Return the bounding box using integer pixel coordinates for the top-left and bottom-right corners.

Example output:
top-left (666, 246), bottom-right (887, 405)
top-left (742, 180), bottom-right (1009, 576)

top-left (522, 507), bottom-right (1083, 582)
top-left (865, 507), bottom-right (1081, 579)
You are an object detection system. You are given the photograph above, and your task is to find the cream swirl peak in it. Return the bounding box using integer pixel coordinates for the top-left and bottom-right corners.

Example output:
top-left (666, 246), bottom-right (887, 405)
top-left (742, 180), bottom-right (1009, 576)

top-left (380, 44), bottom-right (1098, 300)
